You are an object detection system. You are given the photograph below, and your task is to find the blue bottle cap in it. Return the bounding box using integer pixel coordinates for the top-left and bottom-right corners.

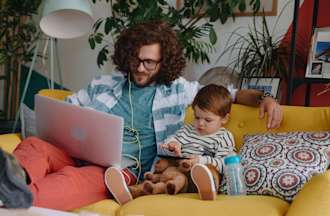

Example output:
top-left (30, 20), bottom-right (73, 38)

top-left (224, 155), bottom-right (241, 165)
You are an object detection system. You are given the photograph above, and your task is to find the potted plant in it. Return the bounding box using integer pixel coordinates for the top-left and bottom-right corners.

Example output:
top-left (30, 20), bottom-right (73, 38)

top-left (216, 5), bottom-right (308, 100)
top-left (88, 0), bottom-right (261, 67)
top-left (217, 4), bottom-right (305, 83)
top-left (0, 0), bottom-right (42, 121)
top-left (219, 15), bottom-right (289, 80)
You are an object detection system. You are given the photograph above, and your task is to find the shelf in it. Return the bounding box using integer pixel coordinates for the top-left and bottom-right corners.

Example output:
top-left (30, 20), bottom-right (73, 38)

top-left (291, 76), bottom-right (329, 106)
top-left (287, 0), bottom-right (323, 105)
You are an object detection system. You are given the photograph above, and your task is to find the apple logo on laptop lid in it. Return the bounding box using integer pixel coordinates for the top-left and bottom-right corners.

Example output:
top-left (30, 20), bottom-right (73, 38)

top-left (71, 127), bottom-right (87, 141)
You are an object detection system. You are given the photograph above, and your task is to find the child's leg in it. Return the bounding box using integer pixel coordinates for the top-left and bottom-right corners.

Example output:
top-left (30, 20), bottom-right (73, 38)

top-left (191, 164), bottom-right (220, 200)
top-left (206, 164), bottom-right (221, 191)
top-left (104, 167), bottom-right (137, 205)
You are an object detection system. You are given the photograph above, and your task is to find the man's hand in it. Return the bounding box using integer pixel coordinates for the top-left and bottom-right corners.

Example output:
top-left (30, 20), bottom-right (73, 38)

top-left (259, 96), bottom-right (283, 129)
top-left (160, 141), bottom-right (181, 156)
top-left (235, 89), bottom-right (283, 129)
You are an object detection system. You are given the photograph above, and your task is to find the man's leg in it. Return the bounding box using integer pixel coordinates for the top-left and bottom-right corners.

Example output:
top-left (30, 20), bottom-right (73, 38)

top-left (0, 136), bottom-right (75, 209)
top-left (0, 148), bottom-right (33, 208)
top-left (190, 164), bottom-right (221, 200)
top-left (13, 136), bottom-right (75, 183)
top-left (13, 136), bottom-right (108, 210)
top-left (104, 167), bottom-right (137, 205)
top-left (29, 165), bottom-right (108, 211)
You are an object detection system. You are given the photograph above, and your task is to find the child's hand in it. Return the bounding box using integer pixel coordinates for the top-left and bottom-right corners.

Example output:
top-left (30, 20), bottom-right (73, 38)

top-left (160, 142), bottom-right (181, 156)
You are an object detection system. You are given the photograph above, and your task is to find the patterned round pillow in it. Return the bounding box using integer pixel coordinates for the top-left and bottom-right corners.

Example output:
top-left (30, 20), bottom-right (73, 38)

top-left (220, 131), bottom-right (330, 202)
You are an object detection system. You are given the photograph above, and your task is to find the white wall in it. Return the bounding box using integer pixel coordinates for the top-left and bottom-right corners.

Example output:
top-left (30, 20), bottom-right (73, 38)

top-left (49, 0), bottom-right (299, 91)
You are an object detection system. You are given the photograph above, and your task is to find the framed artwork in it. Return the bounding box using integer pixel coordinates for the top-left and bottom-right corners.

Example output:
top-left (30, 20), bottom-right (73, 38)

top-left (240, 77), bottom-right (281, 98)
top-left (234, 0), bottom-right (278, 17)
top-left (305, 27), bottom-right (330, 79)
top-left (175, 0), bottom-right (278, 16)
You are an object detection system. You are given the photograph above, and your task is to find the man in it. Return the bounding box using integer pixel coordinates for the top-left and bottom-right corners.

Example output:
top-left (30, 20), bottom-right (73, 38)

top-left (0, 21), bottom-right (282, 210)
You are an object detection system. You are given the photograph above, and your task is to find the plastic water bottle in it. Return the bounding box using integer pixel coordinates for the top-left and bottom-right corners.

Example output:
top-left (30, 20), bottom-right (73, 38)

top-left (224, 154), bottom-right (246, 195)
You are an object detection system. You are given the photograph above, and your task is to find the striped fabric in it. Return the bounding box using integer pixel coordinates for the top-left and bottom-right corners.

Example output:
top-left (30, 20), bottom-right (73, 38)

top-left (169, 124), bottom-right (236, 173)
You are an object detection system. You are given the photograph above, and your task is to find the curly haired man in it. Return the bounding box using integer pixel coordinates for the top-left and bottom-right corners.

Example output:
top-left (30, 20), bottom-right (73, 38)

top-left (0, 21), bottom-right (282, 210)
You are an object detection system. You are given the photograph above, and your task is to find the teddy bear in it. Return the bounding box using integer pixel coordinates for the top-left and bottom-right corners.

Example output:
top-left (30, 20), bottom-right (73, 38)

top-left (128, 157), bottom-right (194, 198)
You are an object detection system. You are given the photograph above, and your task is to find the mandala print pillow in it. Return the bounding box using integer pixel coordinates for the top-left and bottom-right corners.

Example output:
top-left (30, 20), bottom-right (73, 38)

top-left (238, 131), bottom-right (330, 202)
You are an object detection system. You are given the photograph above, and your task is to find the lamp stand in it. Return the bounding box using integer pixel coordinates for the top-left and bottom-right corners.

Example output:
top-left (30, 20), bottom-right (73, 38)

top-left (12, 37), bottom-right (63, 133)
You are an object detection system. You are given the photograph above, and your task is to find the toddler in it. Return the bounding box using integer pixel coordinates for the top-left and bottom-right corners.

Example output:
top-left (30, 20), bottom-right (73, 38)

top-left (161, 84), bottom-right (236, 200)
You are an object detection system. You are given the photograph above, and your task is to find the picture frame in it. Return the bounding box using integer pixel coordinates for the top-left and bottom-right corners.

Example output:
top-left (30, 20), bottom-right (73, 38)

top-left (305, 27), bottom-right (330, 79)
top-left (234, 0), bottom-right (278, 17)
top-left (240, 77), bottom-right (281, 98)
top-left (175, 0), bottom-right (278, 16)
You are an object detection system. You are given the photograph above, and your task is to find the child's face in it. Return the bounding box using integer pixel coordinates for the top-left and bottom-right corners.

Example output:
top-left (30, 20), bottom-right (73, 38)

top-left (193, 105), bottom-right (228, 136)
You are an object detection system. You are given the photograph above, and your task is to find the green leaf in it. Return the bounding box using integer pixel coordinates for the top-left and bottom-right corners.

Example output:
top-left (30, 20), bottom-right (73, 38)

top-left (94, 33), bottom-right (103, 44)
top-left (104, 17), bottom-right (113, 35)
top-left (88, 36), bottom-right (96, 49)
top-left (97, 46), bottom-right (109, 68)
top-left (93, 18), bottom-right (103, 33)
top-left (209, 27), bottom-right (217, 45)
top-left (238, 1), bottom-right (246, 12)
top-left (229, 0), bottom-right (240, 9)
top-left (158, 0), bottom-right (167, 5)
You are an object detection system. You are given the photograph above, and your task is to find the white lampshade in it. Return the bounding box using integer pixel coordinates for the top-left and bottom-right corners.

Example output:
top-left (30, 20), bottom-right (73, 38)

top-left (40, 0), bottom-right (94, 39)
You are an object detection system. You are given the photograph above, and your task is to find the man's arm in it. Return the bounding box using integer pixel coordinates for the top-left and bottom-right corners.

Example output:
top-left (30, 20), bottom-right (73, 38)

top-left (234, 89), bottom-right (263, 107)
top-left (65, 75), bottom-right (107, 106)
top-left (234, 89), bottom-right (283, 129)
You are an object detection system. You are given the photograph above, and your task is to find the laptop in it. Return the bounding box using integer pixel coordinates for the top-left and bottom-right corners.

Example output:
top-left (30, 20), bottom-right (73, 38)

top-left (35, 95), bottom-right (124, 167)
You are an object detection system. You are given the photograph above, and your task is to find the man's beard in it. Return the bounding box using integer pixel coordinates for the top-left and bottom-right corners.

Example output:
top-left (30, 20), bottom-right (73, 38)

top-left (129, 71), bottom-right (159, 87)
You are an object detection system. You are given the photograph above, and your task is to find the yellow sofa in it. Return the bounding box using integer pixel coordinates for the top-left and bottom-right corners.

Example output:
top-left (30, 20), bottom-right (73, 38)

top-left (0, 89), bottom-right (329, 216)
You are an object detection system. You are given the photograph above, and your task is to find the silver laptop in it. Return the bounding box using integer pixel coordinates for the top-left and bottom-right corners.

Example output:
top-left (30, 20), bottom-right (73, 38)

top-left (35, 95), bottom-right (123, 167)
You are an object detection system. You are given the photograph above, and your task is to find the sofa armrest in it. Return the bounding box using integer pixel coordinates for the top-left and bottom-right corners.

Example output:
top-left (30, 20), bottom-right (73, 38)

top-left (38, 89), bottom-right (73, 100)
top-left (285, 170), bottom-right (330, 216)
top-left (0, 133), bottom-right (22, 153)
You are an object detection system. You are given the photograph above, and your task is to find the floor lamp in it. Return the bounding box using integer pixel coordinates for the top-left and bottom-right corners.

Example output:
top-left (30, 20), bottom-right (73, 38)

top-left (13, 0), bottom-right (93, 132)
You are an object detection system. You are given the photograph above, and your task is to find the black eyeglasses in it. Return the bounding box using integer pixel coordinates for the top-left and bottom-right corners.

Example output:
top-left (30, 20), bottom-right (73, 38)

top-left (137, 57), bottom-right (161, 71)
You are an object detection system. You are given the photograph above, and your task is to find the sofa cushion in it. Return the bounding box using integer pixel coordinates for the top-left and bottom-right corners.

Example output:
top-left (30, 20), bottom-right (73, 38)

top-left (285, 170), bottom-right (330, 216)
top-left (72, 199), bottom-right (120, 216)
top-left (238, 131), bottom-right (330, 202)
top-left (118, 194), bottom-right (289, 216)
top-left (0, 133), bottom-right (22, 153)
